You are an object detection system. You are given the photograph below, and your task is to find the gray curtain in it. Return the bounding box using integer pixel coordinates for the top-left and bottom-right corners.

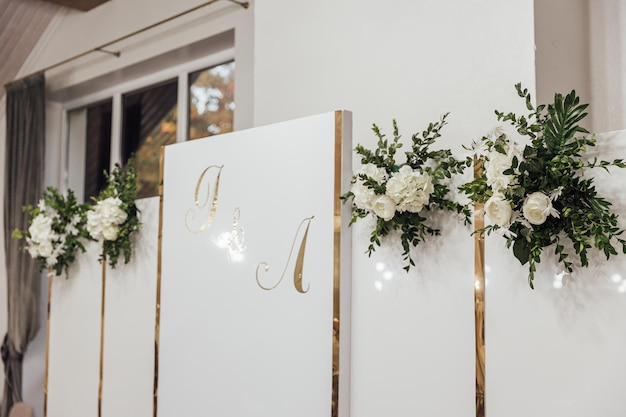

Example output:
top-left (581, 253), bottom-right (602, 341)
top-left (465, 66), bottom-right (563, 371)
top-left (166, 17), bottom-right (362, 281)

top-left (2, 73), bottom-right (45, 417)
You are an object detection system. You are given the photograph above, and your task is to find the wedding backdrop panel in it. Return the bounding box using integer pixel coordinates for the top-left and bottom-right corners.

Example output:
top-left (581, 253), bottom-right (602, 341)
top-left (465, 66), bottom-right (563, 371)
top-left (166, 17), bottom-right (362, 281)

top-left (486, 129), bottom-right (626, 416)
top-left (157, 111), bottom-right (352, 417)
top-left (45, 199), bottom-right (159, 417)
top-left (101, 198), bottom-right (159, 417)
top-left (46, 241), bottom-right (102, 417)
top-left (350, 202), bottom-right (476, 416)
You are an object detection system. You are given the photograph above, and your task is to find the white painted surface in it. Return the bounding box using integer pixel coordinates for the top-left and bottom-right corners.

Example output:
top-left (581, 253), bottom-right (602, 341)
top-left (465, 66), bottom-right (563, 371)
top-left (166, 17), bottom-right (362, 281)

top-left (534, 0), bottom-right (591, 130)
top-left (101, 198), bottom-right (159, 417)
top-left (253, 1), bottom-right (536, 415)
top-left (4, 0), bottom-right (552, 415)
top-left (534, 0), bottom-right (626, 133)
top-left (589, 1), bottom-right (626, 132)
top-left (486, 129), bottom-right (626, 416)
top-left (46, 241), bottom-right (102, 417)
top-left (158, 112), bottom-right (351, 416)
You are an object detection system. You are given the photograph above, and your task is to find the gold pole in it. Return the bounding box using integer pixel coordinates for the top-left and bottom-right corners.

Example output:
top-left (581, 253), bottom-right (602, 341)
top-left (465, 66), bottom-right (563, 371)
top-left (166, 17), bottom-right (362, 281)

top-left (332, 111), bottom-right (343, 417)
top-left (474, 156), bottom-right (486, 417)
top-left (153, 146), bottom-right (166, 417)
top-left (98, 260), bottom-right (107, 417)
top-left (43, 271), bottom-right (53, 417)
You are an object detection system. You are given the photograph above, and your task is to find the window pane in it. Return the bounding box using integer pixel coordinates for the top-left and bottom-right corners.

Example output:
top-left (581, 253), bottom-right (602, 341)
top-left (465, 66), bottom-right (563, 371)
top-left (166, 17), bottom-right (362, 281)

top-left (67, 99), bottom-right (112, 203)
top-left (122, 79), bottom-right (177, 199)
top-left (188, 61), bottom-right (235, 140)
top-left (85, 101), bottom-right (113, 201)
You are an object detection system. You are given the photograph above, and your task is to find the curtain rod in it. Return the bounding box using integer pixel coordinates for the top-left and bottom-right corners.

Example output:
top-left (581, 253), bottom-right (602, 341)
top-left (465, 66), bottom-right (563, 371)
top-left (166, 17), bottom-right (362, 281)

top-left (6, 0), bottom-right (249, 88)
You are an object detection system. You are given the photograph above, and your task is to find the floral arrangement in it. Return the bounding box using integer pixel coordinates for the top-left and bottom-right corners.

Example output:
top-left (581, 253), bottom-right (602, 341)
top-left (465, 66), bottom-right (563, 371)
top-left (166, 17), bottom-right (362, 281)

top-left (460, 84), bottom-right (626, 288)
top-left (87, 159), bottom-right (141, 268)
top-left (342, 115), bottom-right (471, 270)
top-left (12, 188), bottom-right (90, 276)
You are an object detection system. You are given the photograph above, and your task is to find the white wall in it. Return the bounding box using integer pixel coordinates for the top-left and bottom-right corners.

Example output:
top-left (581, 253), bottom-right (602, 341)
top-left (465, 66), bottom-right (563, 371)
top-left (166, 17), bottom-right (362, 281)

top-left (589, 0), bottom-right (626, 132)
top-left (254, 0), bottom-right (535, 144)
top-left (534, 0), bottom-right (626, 133)
top-left (534, 0), bottom-right (591, 129)
top-left (8, 0), bottom-right (538, 415)
top-left (253, 2), bottom-right (535, 416)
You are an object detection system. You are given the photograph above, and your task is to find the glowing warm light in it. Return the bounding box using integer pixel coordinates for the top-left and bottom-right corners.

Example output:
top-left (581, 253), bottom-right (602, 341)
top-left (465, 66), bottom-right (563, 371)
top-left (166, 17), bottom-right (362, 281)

top-left (611, 273), bottom-right (622, 283)
top-left (383, 270), bottom-right (393, 281)
top-left (474, 279), bottom-right (481, 290)
top-left (229, 252), bottom-right (245, 263)
top-left (215, 232), bottom-right (231, 249)
top-left (374, 281), bottom-right (383, 291)
top-left (375, 262), bottom-right (385, 272)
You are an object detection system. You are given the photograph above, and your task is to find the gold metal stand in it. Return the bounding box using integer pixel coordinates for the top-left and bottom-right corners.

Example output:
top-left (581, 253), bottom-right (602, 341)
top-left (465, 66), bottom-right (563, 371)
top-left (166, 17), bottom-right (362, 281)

top-left (474, 157), bottom-right (485, 417)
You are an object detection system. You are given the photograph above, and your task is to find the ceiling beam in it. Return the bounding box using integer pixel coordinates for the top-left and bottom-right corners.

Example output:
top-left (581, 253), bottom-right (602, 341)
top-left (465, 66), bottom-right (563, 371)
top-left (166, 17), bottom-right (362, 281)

top-left (39, 0), bottom-right (109, 11)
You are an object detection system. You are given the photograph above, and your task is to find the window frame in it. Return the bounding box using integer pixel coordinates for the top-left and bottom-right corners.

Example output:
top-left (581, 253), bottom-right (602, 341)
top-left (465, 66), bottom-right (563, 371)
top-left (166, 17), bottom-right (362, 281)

top-left (42, 2), bottom-right (254, 195)
top-left (60, 48), bottom-right (235, 198)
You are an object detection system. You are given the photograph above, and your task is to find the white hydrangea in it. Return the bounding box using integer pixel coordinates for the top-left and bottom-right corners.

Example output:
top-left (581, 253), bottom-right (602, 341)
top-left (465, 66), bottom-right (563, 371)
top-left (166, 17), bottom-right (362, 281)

top-left (86, 197), bottom-right (128, 241)
top-left (385, 165), bottom-right (434, 213)
top-left (350, 163), bottom-right (388, 212)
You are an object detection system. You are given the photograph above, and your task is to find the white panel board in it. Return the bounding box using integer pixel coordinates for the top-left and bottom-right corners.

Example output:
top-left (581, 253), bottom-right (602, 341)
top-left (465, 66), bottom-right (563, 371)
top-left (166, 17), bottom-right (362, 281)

top-left (101, 197), bottom-right (159, 417)
top-left (350, 203), bottom-right (475, 417)
top-left (46, 240), bottom-right (102, 417)
top-left (158, 111), bottom-right (352, 417)
top-left (487, 129), bottom-right (626, 416)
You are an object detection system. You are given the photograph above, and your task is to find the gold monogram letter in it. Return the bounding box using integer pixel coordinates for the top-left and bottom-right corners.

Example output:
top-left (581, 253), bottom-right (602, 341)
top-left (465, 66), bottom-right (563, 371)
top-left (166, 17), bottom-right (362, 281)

top-left (185, 165), bottom-right (223, 233)
top-left (256, 216), bottom-right (314, 293)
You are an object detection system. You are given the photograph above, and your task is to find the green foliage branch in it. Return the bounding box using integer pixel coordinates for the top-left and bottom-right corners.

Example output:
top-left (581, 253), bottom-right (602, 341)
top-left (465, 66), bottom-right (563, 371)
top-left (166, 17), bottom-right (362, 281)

top-left (460, 84), bottom-right (626, 288)
top-left (12, 187), bottom-right (90, 276)
top-left (342, 115), bottom-right (471, 271)
top-left (88, 158), bottom-right (141, 268)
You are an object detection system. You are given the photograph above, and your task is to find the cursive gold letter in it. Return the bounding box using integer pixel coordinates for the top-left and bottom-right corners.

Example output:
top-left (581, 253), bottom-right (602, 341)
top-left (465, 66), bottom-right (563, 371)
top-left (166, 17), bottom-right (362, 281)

top-left (256, 216), bottom-right (314, 293)
top-left (185, 165), bottom-right (223, 233)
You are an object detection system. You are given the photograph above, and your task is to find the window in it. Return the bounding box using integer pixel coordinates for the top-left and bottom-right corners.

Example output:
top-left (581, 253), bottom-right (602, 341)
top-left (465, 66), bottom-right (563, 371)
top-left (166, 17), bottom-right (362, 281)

top-left (65, 59), bottom-right (235, 201)
top-left (67, 100), bottom-right (112, 203)
top-left (122, 79), bottom-right (178, 198)
top-left (189, 61), bottom-right (235, 139)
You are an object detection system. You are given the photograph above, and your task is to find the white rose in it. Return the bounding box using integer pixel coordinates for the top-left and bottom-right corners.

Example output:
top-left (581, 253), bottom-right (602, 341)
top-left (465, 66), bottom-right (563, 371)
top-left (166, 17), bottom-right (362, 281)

top-left (351, 164), bottom-right (388, 212)
top-left (351, 181), bottom-right (376, 211)
top-left (66, 223), bottom-right (79, 236)
top-left (46, 255), bottom-right (58, 268)
top-left (385, 165), bottom-right (434, 213)
top-left (361, 163), bottom-right (388, 184)
top-left (372, 195), bottom-right (396, 221)
top-left (522, 192), bottom-right (553, 225)
top-left (28, 214), bottom-right (53, 243)
top-left (488, 126), bottom-right (506, 141)
top-left (37, 241), bottom-right (54, 258)
top-left (485, 151), bottom-right (515, 192)
top-left (27, 243), bottom-right (40, 258)
top-left (86, 210), bottom-right (103, 240)
top-left (99, 197), bottom-right (128, 225)
top-left (102, 224), bottom-right (120, 241)
top-left (484, 192), bottom-right (512, 227)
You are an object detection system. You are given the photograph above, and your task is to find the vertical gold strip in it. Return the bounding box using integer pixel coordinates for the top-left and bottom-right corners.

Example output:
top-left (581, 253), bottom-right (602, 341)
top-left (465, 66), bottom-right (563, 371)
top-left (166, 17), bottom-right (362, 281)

top-left (474, 157), bottom-right (486, 417)
top-left (43, 271), bottom-right (53, 417)
top-left (98, 259), bottom-right (107, 417)
top-left (332, 110), bottom-right (343, 417)
top-left (153, 146), bottom-right (165, 417)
